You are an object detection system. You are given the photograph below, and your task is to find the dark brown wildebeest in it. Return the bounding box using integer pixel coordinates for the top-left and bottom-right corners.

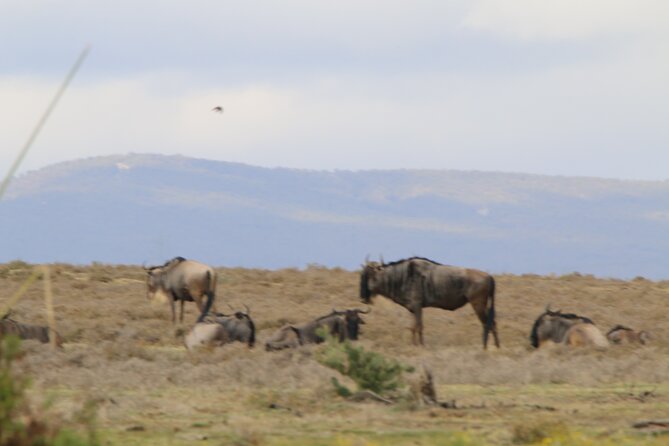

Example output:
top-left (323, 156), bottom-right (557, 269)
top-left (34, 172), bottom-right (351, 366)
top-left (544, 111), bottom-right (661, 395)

top-left (145, 257), bottom-right (218, 324)
top-left (606, 325), bottom-right (649, 345)
top-left (264, 308), bottom-right (369, 351)
top-left (530, 307), bottom-right (608, 348)
top-left (184, 306), bottom-right (255, 350)
top-left (0, 316), bottom-right (63, 347)
top-left (360, 257), bottom-right (499, 348)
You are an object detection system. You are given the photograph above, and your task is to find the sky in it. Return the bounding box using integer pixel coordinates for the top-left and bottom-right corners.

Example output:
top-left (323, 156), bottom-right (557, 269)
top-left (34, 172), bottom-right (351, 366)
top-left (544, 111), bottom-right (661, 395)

top-left (2, 1), bottom-right (669, 180)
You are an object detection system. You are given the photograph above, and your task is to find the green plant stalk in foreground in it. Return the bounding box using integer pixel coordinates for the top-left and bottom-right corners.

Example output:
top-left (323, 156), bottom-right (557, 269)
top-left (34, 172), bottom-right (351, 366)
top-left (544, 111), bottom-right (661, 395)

top-left (0, 336), bottom-right (99, 445)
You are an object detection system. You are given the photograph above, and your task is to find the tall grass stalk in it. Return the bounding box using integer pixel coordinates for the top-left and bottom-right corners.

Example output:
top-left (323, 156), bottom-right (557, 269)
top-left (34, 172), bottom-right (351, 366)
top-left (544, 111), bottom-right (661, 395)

top-left (0, 46), bottom-right (90, 201)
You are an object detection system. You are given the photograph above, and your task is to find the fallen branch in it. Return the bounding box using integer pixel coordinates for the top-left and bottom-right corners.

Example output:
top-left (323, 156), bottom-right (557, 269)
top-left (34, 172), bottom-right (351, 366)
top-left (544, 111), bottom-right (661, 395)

top-left (348, 390), bottom-right (394, 405)
top-left (633, 420), bottom-right (669, 429)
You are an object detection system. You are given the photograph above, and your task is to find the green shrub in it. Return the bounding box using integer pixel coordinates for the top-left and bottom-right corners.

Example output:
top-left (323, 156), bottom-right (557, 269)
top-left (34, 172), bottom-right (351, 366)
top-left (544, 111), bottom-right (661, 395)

top-left (0, 336), bottom-right (99, 445)
top-left (318, 336), bottom-right (409, 396)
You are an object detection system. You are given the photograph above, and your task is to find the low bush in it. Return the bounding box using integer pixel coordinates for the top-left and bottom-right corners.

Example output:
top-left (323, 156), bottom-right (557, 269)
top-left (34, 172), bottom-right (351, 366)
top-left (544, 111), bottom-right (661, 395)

top-left (318, 335), bottom-right (411, 396)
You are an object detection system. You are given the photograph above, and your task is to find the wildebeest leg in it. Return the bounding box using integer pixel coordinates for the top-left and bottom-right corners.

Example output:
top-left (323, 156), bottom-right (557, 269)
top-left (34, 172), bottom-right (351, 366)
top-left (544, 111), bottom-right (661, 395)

top-left (469, 299), bottom-right (491, 349)
top-left (169, 298), bottom-right (176, 324)
top-left (411, 307), bottom-right (424, 346)
top-left (179, 299), bottom-right (185, 323)
top-left (491, 322), bottom-right (500, 348)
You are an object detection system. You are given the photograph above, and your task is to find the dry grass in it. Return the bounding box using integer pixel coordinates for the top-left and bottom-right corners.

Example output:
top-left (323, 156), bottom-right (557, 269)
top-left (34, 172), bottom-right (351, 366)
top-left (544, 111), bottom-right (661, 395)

top-left (2, 262), bottom-right (669, 444)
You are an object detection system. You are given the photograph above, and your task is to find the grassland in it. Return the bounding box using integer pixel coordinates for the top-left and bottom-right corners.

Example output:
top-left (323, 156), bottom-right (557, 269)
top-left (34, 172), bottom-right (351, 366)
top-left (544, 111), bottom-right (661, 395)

top-left (1, 261), bottom-right (668, 445)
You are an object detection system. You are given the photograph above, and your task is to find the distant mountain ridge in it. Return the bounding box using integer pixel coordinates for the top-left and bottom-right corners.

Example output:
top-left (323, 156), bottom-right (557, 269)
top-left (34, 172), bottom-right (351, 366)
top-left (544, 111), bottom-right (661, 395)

top-left (2, 154), bottom-right (669, 279)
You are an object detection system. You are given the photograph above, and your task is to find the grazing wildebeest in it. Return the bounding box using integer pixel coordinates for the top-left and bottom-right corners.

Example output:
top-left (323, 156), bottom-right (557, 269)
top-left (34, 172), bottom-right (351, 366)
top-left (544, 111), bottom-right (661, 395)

top-left (530, 307), bottom-right (608, 348)
top-left (184, 306), bottom-right (255, 350)
top-left (360, 257), bottom-right (499, 348)
top-left (144, 257), bottom-right (218, 323)
top-left (0, 316), bottom-right (63, 347)
top-left (606, 325), bottom-right (649, 345)
top-left (264, 308), bottom-right (369, 351)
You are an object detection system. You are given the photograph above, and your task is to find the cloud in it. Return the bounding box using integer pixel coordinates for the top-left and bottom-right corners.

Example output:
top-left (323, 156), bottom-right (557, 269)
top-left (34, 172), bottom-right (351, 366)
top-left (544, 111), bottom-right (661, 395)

top-left (462, 0), bottom-right (669, 41)
top-left (1, 1), bottom-right (669, 180)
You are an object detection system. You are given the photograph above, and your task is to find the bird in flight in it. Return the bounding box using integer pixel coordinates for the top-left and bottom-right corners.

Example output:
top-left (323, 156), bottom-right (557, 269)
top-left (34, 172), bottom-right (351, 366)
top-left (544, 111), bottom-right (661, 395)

top-left (211, 106), bottom-right (224, 113)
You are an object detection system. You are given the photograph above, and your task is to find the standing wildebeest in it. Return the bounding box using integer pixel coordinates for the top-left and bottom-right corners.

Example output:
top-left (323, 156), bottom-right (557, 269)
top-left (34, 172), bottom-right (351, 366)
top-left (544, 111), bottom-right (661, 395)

top-left (0, 316), bottom-right (63, 347)
top-left (360, 257), bottom-right (499, 348)
top-left (264, 308), bottom-right (369, 351)
top-left (606, 325), bottom-right (650, 345)
top-left (530, 307), bottom-right (608, 348)
top-left (145, 257), bottom-right (218, 323)
top-left (184, 306), bottom-right (255, 350)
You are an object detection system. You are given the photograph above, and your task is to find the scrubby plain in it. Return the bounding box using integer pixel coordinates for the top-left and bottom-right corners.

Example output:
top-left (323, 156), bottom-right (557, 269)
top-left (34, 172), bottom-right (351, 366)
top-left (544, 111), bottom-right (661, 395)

top-left (1, 261), bottom-right (668, 445)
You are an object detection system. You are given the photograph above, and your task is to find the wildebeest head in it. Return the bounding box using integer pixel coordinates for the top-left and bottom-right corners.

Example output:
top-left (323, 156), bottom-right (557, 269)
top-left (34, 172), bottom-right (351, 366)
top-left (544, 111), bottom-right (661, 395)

top-left (144, 267), bottom-right (163, 300)
top-left (360, 261), bottom-right (384, 304)
top-left (606, 325), bottom-right (649, 345)
top-left (143, 257), bottom-right (186, 300)
top-left (333, 307), bottom-right (370, 340)
top-left (529, 306), bottom-right (594, 348)
top-left (231, 306), bottom-right (256, 348)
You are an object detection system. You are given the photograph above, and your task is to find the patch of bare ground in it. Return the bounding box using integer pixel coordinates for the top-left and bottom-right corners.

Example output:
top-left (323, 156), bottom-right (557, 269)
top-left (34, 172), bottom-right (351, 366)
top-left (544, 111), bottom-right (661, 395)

top-left (2, 262), bottom-right (668, 444)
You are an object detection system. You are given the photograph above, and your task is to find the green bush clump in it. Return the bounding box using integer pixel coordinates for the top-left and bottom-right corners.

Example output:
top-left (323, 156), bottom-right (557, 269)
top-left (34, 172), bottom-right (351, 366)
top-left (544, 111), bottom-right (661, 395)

top-left (0, 336), bottom-right (99, 446)
top-left (318, 335), bottom-right (409, 396)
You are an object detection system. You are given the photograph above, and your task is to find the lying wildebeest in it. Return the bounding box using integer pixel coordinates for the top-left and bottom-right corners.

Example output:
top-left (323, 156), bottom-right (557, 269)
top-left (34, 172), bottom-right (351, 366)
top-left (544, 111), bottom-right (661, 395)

top-left (360, 257), bottom-right (499, 348)
top-left (0, 316), bottom-right (63, 347)
top-left (264, 308), bottom-right (369, 351)
top-left (184, 306), bottom-right (255, 350)
top-left (530, 307), bottom-right (608, 348)
top-left (606, 325), bottom-right (650, 345)
top-left (145, 256), bottom-right (218, 323)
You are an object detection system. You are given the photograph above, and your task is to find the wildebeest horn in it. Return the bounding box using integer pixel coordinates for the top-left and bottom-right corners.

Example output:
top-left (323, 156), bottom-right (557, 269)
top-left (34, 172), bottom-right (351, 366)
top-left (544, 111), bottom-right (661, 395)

top-left (356, 306), bottom-right (371, 314)
top-left (364, 254), bottom-right (370, 265)
top-left (244, 304), bottom-right (250, 315)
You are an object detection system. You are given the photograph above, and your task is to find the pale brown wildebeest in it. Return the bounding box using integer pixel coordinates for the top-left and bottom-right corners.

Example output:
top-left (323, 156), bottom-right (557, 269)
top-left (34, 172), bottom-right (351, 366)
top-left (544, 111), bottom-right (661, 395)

top-left (144, 257), bottom-right (219, 324)
top-left (0, 316), bottom-right (63, 347)
top-left (530, 307), bottom-right (608, 348)
top-left (264, 308), bottom-right (369, 351)
top-left (606, 325), bottom-right (650, 345)
top-left (184, 306), bottom-right (255, 351)
top-left (360, 257), bottom-right (499, 348)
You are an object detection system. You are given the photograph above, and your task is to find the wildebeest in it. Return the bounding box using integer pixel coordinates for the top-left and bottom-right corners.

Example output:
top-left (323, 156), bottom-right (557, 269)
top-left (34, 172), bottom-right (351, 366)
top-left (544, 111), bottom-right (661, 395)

top-left (606, 325), bottom-right (649, 345)
top-left (264, 308), bottom-right (369, 351)
top-left (0, 316), bottom-right (63, 347)
top-left (144, 257), bottom-right (218, 323)
top-left (184, 306), bottom-right (255, 350)
top-left (530, 307), bottom-right (608, 348)
top-left (360, 257), bottom-right (499, 348)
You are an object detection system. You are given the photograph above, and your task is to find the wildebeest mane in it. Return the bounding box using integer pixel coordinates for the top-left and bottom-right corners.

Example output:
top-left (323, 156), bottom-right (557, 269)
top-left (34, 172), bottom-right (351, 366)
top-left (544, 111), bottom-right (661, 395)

top-left (382, 256), bottom-right (443, 267)
top-left (550, 312), bottom-right (594, 325)
top-left (147, 256), bottom-right (186, 271)
top-left (163, 256), bottom-right (186, 268)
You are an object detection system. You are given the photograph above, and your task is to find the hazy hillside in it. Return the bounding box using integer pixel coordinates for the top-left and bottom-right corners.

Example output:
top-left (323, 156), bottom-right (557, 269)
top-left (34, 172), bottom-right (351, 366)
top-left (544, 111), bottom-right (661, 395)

top-left (2, 154), bottom-right (669, 278)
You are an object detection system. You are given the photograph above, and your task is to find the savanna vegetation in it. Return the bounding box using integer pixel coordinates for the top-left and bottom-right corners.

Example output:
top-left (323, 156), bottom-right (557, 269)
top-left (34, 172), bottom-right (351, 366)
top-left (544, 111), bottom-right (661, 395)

top-left (1, 261), bottom-right (668, 445)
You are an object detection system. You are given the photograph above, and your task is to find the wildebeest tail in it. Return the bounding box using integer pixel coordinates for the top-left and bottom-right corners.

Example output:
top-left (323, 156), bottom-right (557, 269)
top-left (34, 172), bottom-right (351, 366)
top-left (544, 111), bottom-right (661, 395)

top-left (484, 276), bottom-right (496, 348)
top-left (197, 270), bottom-right (215, 323)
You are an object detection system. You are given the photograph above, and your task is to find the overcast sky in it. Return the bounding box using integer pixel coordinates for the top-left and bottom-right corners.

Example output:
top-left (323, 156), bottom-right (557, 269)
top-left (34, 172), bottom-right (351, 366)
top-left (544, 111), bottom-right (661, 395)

top-left (2, 1), bottom-right (668, 180)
